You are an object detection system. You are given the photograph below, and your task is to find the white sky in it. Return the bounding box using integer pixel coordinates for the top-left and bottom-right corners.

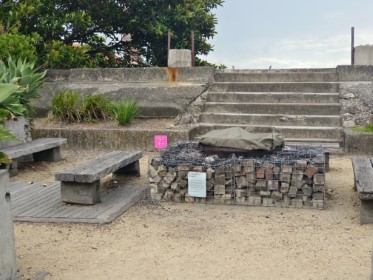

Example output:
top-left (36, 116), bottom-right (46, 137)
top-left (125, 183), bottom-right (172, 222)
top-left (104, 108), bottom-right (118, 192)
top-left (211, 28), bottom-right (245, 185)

top-left (201, 0), bottom-right (373, 69)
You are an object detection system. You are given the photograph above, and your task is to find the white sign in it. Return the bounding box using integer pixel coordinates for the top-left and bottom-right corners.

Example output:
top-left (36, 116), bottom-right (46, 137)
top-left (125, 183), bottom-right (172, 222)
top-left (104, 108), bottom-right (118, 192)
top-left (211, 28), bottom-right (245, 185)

top-left (188, 172), bottom-right (207, 198)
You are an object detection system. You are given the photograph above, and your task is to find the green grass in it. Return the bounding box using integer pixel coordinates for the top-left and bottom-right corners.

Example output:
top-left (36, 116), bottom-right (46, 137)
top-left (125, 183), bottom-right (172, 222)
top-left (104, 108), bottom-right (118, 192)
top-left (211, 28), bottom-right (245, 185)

top-left (352, 123), bottom-right (373, 133)
top-left (113, 99), bottom-right (140, 125)
top-left (51, 90), bottom-right (114, 122)
top-left (51, 89), bottom-right (82, 122)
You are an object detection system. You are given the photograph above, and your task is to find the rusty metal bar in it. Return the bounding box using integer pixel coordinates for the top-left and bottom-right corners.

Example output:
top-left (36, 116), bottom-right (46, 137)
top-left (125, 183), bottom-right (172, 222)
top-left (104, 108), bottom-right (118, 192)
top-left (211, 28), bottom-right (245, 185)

top-left (168, 31), bottom-right (171, 62)
top-left (191, 31), bottom-right (195, 67)
top-left (351, 27), bottom-right (355, 65)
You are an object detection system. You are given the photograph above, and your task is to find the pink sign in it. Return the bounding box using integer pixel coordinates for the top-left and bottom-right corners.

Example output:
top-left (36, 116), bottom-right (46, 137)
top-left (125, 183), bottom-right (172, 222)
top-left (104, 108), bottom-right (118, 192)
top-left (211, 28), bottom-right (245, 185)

top-left (154, 135), bottom-right (168, 149)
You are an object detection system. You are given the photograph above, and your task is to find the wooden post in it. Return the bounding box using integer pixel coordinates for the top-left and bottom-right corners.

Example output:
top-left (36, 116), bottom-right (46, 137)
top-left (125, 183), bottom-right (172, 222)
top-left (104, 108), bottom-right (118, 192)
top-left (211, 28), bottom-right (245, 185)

top-left (351, 27), bottom-right (355, 65)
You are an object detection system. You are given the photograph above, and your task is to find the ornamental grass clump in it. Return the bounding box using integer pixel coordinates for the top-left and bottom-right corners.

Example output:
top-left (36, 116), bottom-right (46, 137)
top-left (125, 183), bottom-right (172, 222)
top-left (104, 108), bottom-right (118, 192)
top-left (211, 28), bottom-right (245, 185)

top-left (81, 94), bottom-right (113, 122)
top-left (113, 99), bottom-right (140, 125)
top-left (51, 89), bottom-right (82, 122)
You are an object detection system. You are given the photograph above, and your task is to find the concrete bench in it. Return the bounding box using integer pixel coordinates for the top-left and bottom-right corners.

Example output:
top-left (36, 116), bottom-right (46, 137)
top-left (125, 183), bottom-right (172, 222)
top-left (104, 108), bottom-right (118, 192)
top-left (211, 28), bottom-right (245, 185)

top-left (55, 151), bottom-right (142, 205)
top-left (352, 157), bottom-right (373, 224)
top-left (1, 138), bottom-right (67, 173)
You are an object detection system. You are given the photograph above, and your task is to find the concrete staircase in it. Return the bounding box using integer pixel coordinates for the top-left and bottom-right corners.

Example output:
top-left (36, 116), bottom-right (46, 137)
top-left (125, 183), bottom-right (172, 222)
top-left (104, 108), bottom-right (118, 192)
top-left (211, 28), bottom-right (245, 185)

top-left (191, 70), bottom-right (343, 147)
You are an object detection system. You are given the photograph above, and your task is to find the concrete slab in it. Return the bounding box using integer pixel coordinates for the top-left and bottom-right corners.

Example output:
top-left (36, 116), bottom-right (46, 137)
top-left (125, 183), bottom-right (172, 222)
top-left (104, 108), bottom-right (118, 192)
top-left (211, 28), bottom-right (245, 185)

top-left (9, 181), bottom-right (149, 224)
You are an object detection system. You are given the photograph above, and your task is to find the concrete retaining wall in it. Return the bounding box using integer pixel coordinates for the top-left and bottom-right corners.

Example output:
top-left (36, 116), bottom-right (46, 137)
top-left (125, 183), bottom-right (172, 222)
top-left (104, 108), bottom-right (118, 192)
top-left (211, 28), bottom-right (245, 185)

top-left (344, 129), bottom-right (373, 154)
top-left (36, 67), bottom-right (214, 118)
top-left (32, 128), bottom-right (190, 152)
top-left (0, 170), bottom-right (17, 280)
top-left (337, 65), bottom-right (373, 81)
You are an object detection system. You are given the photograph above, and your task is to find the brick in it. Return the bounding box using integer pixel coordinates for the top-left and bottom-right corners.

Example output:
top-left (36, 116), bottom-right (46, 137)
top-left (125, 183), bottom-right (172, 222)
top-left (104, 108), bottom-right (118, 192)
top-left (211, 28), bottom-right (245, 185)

top-left (214, 184), bottom-right (225, 195)
top-left (280, 182), bottom-right (290, 193)
top-left (260, 190), bottom-right (271, 197)
top-left (265, 169), bottom-right (274, 180)
top-left (282, 195), bottom-right (291, 207)
top-left (281, 165), bottom-right (293, 174)
top-left (235, 189), bottom-right (247, 198)
top-left (246, 173), bottom-right (256, 184)
top-left (235, 197), bottom-right (246, 205)
top-left (313, 174), bottom-right (325, 185)
top-left (235, 176), bottom-right (248, 188)
top-left (293, 199), bottom-right (303, 208)
top-left (268, 180), bottom-right (279, 191)
top-left (215, 174), bottom-right (225, 185)
top-left (243, 159), bottom-right (255, 167)
top-left (192, 166), bottom-right (204, 172)
top-left (243, 166), bottom-right (255, 173)
top-left (312, 199), bottom-right (324, 209)
top-left (271, 191), bottom-right (283, 201)
top-left (185, 194), bottom-right (195, 203)
top-left (263, 197), bottom-right (274, 207)
top-left (256, 167), bottom-right (265, 179)
top-left (288, 186), bottom-right (298, 198)
top-left (304, 165), bottom-right (318, 178)
top-left (295, 160), bottom-right (308, 171)
top-left (256, 180), bottom-right (267, 191)
top-left (234, 164), bottom-right (242, 173)
top-left (206, 168), bottom-right (214, 180)
top-left (313, 192), bottom-right (324, 200)
top-left (291, 179), bottom-right (306, 190)
top-left (302, 184), bottom-right (313, 196)
top-left (280, 173), bottom-right (291, 183)
top-left (313, 184), bottom-right (324, 193)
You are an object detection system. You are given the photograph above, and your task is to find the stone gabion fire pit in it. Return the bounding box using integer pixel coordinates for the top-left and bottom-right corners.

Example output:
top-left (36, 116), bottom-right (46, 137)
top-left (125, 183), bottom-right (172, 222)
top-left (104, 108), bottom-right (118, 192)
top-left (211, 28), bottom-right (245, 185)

top-left (149, 142), bottom-right (326, 209)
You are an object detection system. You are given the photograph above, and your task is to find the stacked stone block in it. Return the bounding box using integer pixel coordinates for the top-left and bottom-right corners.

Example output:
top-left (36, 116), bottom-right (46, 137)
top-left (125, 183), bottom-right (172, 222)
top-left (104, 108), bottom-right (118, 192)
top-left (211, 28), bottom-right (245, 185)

top-left (149, 155), bottom-right (326, 209)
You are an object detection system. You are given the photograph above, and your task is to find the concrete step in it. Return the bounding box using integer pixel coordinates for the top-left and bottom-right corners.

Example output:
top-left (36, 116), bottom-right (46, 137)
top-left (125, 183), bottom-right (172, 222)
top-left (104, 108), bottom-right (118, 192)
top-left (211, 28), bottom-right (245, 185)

top-left (210, 82), bottom-right (339, 93)
top-left (190, 123), bottom-right (343, 141)
top-left (214, 72), bottom-right (338, 83)
top-left (199, 113), bottom-right (341, 127)
top-left (207, 92), bottom-right (340, 103)
top-left (203, 102), bottom-right (341, 115)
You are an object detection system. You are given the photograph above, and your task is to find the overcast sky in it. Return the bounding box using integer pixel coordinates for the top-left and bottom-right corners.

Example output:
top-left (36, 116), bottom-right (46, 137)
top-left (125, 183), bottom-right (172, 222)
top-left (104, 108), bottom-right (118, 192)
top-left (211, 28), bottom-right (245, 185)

top-left (201, 0), bottom-right (373, 69)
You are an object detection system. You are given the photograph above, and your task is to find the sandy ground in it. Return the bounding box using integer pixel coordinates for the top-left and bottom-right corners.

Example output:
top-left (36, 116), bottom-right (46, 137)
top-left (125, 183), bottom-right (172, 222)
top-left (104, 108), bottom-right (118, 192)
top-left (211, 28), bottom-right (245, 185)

top-left (10, 151), bottom-right (373, 280)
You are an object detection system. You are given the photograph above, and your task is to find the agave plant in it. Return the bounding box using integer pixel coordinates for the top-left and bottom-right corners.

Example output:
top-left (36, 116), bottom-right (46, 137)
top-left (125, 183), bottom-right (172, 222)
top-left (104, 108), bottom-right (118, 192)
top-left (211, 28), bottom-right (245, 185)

top-left (0, 56), bottom-right (46, 116)
top-left (0, 84), bottom-right (21, 164)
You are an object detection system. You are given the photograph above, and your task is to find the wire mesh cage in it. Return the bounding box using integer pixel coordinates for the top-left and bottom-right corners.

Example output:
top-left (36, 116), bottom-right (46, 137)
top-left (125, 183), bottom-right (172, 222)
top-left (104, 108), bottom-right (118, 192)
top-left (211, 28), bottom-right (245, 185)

top-left (149, 141), bottom-right (325, 209)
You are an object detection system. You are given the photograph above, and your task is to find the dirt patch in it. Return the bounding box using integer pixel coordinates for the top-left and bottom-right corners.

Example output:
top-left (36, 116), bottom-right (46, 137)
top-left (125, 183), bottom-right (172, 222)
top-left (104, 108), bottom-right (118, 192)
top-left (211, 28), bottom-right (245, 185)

top-left (11, 152), bottom-right (373, 280)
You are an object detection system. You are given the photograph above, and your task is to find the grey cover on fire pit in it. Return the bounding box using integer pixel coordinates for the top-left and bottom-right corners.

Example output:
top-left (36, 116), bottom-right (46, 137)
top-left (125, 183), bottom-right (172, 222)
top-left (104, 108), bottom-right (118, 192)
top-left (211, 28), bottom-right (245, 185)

top-left (198, 127), bottom-right (284, 151)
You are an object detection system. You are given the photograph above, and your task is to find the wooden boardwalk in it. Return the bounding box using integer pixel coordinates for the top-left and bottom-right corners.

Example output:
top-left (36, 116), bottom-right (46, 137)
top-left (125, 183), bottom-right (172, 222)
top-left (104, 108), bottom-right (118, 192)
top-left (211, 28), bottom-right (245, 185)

top-left (8, 180), bottom-right (148, 224)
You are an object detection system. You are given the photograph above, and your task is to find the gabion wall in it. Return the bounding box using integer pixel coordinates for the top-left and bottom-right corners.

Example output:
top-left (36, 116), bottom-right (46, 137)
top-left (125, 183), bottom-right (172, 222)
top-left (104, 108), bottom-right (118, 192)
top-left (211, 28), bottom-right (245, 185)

top-left (149, 142), bottom-right (325, 209)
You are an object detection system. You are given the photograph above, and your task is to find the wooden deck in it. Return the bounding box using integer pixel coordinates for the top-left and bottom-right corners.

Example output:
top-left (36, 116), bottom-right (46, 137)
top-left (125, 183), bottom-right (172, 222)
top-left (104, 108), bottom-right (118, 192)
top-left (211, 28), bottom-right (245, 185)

top-left (8, 180), bottom-right (148, 224)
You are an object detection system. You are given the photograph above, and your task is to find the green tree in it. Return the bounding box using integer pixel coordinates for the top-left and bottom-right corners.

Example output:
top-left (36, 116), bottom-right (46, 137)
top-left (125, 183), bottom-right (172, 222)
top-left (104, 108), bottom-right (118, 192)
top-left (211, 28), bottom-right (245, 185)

top-left (0, 0), bottom-right (223, 67)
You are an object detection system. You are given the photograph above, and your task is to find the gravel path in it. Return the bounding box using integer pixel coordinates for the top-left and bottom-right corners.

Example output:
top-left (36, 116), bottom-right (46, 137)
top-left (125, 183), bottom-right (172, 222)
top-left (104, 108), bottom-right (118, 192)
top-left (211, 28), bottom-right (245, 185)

top-left (11, 152), bottom-right (373, 280)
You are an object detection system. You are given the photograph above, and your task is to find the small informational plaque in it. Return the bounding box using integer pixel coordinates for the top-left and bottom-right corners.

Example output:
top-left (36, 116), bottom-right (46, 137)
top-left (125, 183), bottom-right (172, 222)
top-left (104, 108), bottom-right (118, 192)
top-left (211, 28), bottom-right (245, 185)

top-left (188, 172), bottom-right (207, 198)
top-left (154, 135), bottom-right (168, 149)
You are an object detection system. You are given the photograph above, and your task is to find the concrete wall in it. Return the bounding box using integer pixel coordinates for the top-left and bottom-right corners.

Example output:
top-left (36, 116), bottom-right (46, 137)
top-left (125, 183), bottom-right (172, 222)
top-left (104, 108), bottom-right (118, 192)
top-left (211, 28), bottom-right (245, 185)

top-left (354, 45), bottom-right (373, 66)
top-left (36, 67), bottom-right (214, 118)
top-left (0, 171), bottom-right (17, 280)
top-left (337, 65), bottom-right (373, 81)
top-left (168, 49), bottom-right (192, 67)
top-left (344, 129), bottom-right (373, 154)
top-left (0, 117), bottom-right (31, 149)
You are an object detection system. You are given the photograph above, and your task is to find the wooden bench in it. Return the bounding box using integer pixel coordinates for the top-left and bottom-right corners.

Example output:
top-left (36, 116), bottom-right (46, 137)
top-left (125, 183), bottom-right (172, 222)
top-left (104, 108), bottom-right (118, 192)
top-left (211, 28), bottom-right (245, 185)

top-left (55, 151), bottom-right (142, 205)
top-left (351, 157), bottom-right (373, 224)
top-left (1, 138), bottom-right (67, 173)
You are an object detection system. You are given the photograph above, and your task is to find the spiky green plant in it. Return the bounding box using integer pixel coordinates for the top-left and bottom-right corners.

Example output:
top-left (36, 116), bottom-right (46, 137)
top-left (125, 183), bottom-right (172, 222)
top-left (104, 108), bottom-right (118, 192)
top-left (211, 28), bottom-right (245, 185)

top-left (113, 99), bottom-right (140, 125)
top-left (51, 89), bottom-right (82, 122)
top-left (81, 94), bottom-right (113, 122)
top-left (0, 56), bottom-right (46, 116)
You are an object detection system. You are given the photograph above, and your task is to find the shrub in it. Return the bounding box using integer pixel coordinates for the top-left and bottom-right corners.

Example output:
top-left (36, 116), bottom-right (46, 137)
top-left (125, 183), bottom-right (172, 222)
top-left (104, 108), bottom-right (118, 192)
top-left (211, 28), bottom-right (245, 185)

top-left (0, 33), bottom-right (38, 64)
top-left (81, 94), bottom-right (113, 122)
top-left (51, 90), bottom-right (114, 122)
top-left (113, 99), bottom-right (140, 125)
top-left (51, 89), bottom-right (82, 122)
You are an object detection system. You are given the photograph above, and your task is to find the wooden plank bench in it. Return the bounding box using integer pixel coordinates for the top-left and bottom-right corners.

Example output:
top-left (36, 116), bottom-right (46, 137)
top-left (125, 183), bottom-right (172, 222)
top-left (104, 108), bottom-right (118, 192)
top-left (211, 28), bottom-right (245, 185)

top-left (1, 138), bottom-right (67, 173)
top-left (351, 157), bottom-right (373, 224)
top-left (55, 151), bottom-right (142, 205)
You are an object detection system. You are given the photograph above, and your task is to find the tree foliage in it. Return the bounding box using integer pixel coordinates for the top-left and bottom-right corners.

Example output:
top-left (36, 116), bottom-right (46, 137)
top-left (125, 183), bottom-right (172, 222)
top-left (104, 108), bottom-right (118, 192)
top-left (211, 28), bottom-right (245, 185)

top-left (0, 0), bottom-right (223, 67)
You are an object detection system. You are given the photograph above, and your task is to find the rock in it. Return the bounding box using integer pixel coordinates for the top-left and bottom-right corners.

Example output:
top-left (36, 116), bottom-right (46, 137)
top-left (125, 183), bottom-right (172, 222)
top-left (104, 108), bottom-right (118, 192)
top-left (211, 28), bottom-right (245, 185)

top-left (342, 93), bottom-right (355, 99)
top-left (343, 120), bottom-right (355, 128)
